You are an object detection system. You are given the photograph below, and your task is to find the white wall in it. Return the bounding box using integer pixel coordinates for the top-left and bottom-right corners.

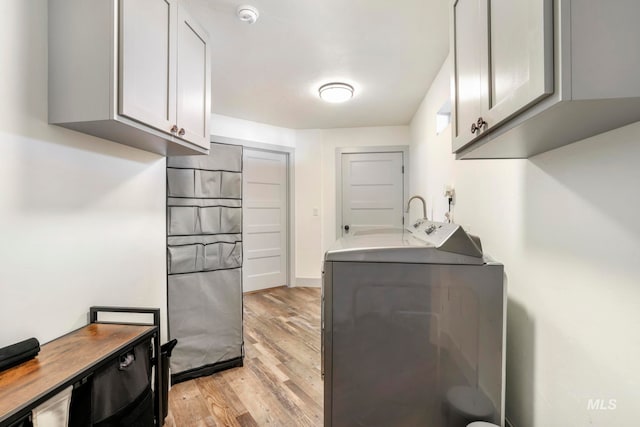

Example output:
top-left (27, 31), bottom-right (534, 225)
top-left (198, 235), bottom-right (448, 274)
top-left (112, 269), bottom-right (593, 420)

top-left (411, 57), bottom-right (640, 427)
top-left (0, 0), bottom-right (167, 347)
top-left (409, 58), bottom-right (455, 224)
top-left (211, 113), bottom-right (296, 147)
top-left (293, 130), bottom-right (324, 283)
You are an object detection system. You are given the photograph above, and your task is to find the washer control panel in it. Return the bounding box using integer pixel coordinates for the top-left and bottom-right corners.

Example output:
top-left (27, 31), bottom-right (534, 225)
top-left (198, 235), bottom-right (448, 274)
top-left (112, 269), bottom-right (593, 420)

top-left (407, 220), bottom-right (482, 258)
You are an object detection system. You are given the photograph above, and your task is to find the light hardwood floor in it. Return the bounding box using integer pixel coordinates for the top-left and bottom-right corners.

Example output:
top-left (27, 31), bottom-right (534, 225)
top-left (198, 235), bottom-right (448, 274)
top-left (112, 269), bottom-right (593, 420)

top-left (165, 287), bottom-right (323, 427)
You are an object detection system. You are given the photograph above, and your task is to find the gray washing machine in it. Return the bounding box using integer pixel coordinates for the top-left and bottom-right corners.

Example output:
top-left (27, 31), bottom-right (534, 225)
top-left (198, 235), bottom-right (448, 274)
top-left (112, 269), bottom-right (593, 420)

top-left (322, 221), bottom-right (505, 427)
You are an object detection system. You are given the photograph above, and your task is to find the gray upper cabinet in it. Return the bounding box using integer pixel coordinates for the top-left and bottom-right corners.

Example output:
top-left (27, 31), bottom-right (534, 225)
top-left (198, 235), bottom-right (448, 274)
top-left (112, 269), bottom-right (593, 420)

top-left (49, 0), bottom-right (210, 156)
top-left (452, 0), bottom-right (640, 159)
top-left (175, 5), bottom-right (211, 149)
top-left (119, 0), bottom-right (176, 137)
top-left (452, 0), bottom-right (553, 153)
top-left (482, 0), bottom-right (553, 131)
top-left (451, 0), bottom-right (484, 151)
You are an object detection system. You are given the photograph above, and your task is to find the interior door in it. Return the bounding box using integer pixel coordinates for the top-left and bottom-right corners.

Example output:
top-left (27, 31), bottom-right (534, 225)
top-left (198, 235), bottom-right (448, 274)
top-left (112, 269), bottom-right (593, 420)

top-left (119, 0), bottom-right (176, 134)
top-left (341, 152), bottom-right (404, 237)
top-left (243, 149), bottom-right (288, 293)
top-left (176, 3), bottom-right (211, 149)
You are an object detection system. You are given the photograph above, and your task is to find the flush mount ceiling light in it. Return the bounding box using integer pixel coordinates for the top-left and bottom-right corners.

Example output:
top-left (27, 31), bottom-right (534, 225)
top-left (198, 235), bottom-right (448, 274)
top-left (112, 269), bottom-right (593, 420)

top-left (237, 5), bottom-right (259, 24)
top-left (318, 82), bottom-right (354, 103)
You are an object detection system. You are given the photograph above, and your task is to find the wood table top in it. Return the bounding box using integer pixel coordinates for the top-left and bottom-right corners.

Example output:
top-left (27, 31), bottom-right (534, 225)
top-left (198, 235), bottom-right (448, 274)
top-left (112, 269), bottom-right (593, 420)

top-left (0, 323), bottom-right (155, 423)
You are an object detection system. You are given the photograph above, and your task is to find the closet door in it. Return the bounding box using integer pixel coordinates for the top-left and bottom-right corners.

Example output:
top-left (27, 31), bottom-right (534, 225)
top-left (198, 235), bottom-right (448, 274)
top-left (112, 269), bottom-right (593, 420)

top-left (175, 3), bottom-right (211, 150)
top-left (243, 149), bottom-right (289, 293)
top-left (119, 0), bottom-right (177, 134)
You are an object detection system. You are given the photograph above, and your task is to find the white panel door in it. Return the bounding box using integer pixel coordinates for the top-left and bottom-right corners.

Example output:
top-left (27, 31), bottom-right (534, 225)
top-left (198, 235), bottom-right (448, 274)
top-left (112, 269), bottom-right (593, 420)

top-left (243, 149), bottom-right (288, 293)
top-left (176, 4), bottom-right (211, 149)
top-left (119, 0), bottom-right (176, 134)
top-left (341, 152), bottom-right (404, 236)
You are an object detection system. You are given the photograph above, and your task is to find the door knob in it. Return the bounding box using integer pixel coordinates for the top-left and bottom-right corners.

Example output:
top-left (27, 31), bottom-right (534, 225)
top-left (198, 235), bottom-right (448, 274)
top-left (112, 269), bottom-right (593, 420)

top-left (344, 225), bottom-right (350, 233)
top-left (178, 128), bottom-right (186, 136)
top-left (170, 125), bottom-right (178, 133)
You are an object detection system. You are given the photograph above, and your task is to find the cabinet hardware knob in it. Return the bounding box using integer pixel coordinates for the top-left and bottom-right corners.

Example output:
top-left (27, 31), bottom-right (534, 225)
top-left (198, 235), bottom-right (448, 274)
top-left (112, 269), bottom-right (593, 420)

top-left (178, 128), bottom-right (186, 136)
top-left (170, 125), bottom-right (178, 133)
top-left (471, 117), bottom-right (487, 134)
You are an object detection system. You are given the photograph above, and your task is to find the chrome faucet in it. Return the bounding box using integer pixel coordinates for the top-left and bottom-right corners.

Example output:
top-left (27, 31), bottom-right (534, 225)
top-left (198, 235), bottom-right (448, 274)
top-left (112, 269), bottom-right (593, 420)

top-left (406, 195), bottom-right (427, 221)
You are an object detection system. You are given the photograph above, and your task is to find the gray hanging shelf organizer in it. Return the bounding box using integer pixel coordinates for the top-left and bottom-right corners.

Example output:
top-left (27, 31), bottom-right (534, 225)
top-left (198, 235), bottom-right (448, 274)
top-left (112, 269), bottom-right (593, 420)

top-left (166, 142), bottom-right (244, 384)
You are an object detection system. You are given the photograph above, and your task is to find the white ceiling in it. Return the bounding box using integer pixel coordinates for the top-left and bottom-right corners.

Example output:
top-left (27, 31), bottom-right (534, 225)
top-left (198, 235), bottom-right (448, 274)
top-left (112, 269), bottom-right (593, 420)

top-left (184, 0), bottom-right (450, 129)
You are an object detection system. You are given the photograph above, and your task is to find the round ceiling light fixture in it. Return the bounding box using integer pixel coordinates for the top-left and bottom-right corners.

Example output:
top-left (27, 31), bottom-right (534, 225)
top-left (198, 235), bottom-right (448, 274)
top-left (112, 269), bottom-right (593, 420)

top-left (237, 5), bottom-right (259, 24)
top-left (318, 82), bottom-right (354, 103)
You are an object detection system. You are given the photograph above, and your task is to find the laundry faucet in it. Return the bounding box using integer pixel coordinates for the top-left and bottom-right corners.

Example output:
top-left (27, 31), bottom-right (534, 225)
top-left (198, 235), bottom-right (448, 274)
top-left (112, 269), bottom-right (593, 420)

top-left (406, 195), bottom-right (428, 225)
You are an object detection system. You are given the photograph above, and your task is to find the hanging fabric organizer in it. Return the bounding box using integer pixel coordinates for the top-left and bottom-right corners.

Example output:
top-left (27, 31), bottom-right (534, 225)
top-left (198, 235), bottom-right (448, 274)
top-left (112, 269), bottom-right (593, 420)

top-left (166, 143), bottom-right (244, 384)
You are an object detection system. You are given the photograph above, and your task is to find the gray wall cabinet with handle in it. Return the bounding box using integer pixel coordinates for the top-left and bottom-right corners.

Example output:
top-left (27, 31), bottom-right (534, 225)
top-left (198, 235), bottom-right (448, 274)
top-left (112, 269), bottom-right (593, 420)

top-left (49, 0), bottom-right (211, 156)
top-left (451, 0), bottom-right (640, 159)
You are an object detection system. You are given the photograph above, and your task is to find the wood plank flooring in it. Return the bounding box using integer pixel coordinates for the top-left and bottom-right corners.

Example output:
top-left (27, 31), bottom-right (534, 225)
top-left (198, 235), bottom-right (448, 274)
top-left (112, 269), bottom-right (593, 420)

top-left (165, 287), bottom-right (323, 427)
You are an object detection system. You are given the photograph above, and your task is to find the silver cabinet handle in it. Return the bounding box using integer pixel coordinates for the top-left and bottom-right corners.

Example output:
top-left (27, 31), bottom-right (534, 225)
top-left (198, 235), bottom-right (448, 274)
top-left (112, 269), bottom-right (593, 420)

top-left (170, 125), bottom-right (178, 133)
top-left (178, 128), bottom-right (185, 136)
top-left (471, 117), bottom-right (487, 134)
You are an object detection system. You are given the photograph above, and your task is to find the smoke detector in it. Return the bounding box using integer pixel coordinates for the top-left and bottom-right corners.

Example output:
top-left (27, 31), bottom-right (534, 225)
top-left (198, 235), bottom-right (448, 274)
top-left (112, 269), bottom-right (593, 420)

top-left (237, 5), bottom-right (259, 24)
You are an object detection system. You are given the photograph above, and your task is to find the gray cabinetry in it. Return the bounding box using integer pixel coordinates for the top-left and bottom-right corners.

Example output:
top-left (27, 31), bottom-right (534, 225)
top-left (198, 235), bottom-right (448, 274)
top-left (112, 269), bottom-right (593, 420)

top-left (451, 0), bottom-right (485, 151)
top-left (175, 5), bottom-right (211, 149)
top-left (452, 0), bottom-right (553, 153)
top-left (452, 0), bottom-right (640, 159)
top-left (119, 0), bottom-right (176, 136)
top-left (49, 0), bottom-right (210, 156)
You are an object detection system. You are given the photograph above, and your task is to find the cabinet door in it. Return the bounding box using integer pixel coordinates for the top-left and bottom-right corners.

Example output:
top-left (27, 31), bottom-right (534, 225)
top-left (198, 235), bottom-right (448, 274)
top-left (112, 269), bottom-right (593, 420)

top-left (176, 4), bottom-right (211, 150)
top-left (452, 0), bottom-right (487, 152)
top-left (482, 0), bottom-right (553, 127)
top-left (119, 0), bottom-right (177, 134)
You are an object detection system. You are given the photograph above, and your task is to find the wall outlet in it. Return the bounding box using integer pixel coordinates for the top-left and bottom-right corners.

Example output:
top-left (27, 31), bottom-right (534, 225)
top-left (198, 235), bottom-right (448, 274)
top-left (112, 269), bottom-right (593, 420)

top-left (444, 185), bottom-right (455, 199)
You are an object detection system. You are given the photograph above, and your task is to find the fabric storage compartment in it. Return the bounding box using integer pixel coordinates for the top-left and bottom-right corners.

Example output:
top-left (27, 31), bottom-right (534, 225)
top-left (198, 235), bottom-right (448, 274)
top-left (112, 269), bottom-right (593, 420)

top-left (32, 386), bottom-right (73, 427)
top-left (68, 378), bottom-right (91, 427)
top-left (168, 269), bottom-right (243, 375)
top-left (93, 388), bottom-right (153, 427)
top-left (203, 243), bottom-right (222, 270)
top-left (220, 207), bottom-right (242, 233)
top-left (195, 170), bottom-right (221, 198)
top-left (91, 339), bottom-right (153, 427)
top-left (202, 242), bottom-right (242, 270)
top-left (221, 242), bottom-right (242, 269)
top-left (220, 172), bottom-right (241, 199)
top-left (166, 169), bottom-right (195, 198)
top-left (168, 206), bottom-right (197, 236)
top-left (198, 206), bottom-right (221, 234)
top-left (168, 245), bottom-right (202, 274)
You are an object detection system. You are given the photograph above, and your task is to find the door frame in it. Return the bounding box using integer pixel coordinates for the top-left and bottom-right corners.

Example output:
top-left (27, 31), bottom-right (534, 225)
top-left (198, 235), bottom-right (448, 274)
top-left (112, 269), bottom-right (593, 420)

top-left (335, 145), bottom-right (410, 239)
top-left (212, 136), bottom-right (295, 289)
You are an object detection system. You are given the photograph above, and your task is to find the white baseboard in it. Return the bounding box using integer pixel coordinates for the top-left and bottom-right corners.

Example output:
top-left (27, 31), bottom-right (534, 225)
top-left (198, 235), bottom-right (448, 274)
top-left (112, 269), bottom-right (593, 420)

top-left (294, 277), bottom-right (321, 287)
